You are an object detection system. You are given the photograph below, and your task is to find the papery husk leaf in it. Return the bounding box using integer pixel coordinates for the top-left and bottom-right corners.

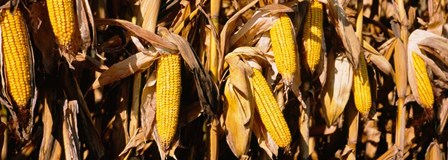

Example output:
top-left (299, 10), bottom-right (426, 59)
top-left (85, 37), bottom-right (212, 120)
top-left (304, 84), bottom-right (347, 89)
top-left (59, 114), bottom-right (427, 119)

top-left (225, 53), bottom-right (255, 97)
top-left (425, 141), bottom-right (444, 160)
top-left (252, 111), bottom-right (279, 158)
top-left (366, 52), bottom-right (395, 77)
top-left (224, 80), bottom-right (253, 158)
top-left (321, 52), bottom-right (353, 126)
top-left (140, 69), bottom-right (157, 139)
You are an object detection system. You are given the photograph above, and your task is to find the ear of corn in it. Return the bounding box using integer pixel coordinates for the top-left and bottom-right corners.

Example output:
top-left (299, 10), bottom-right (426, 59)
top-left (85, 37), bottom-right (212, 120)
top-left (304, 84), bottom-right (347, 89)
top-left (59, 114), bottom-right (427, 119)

top-left (156, 54), bottom-right (182, 150)
top-left (1, 9), bottom-right (32, 108)
top-left (411, 52), bottom-right (434, 108)
top-left (270, 13), bottom-right (297, 85)
top-left (250, 68), bottom-right (291, 147)
top-left (46, 0), bottom-right (75, 47)
top-left (303, 0), bottom-right (323, 74)
top-left (352, 52), bottom-right (372, 114)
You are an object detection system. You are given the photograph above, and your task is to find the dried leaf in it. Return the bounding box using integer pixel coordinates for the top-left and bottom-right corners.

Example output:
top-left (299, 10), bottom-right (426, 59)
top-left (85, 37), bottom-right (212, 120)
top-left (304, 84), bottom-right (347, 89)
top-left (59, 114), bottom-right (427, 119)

top-left (327, 0), bottom-right (361, 69)
top-left (92, 51), bottom-right (158, 89)
top-left (76, 0), bottom-right (91, 52)
top-left (62, 100), bottom-right (80, 160)
top-left (230, 10), bottom-right (275, 48)
top-left (259, 4), bottom-right (294, 13)
top-left (95, 18), bottom-right (178, 52)
top-left (366, 52), bottom-right (395, 77)
top-left (39, 97), bottom-right (55, 160)
top-left (394, 36), bottom-right (407, 98)
top-left (427, 0), bottom-right (446, 35)
top-left (119, 129), bottom-right (150, 157)
top-left (220, 0), bottom-right (259, 54)
top-left (438, 98), bottom-right (448, 135)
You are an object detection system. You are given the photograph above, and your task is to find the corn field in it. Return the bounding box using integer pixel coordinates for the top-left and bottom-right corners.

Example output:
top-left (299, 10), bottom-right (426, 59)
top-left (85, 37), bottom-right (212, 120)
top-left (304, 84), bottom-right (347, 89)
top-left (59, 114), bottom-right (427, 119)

top-left (0, 0), bottom-right (447, 159)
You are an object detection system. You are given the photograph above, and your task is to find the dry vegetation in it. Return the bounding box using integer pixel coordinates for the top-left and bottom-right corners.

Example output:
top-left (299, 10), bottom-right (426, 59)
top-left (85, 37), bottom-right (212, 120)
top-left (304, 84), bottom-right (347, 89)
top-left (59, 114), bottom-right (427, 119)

top-left (0, 0), bottom-right (447, 159)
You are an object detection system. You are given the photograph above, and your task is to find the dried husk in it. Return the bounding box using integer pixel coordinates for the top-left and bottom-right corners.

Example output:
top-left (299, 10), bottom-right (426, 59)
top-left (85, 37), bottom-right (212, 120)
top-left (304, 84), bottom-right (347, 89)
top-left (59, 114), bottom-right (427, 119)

top-left (320, 52), bottom-right (353, 126)
top-left (223, 54), bottom-right (254, 158)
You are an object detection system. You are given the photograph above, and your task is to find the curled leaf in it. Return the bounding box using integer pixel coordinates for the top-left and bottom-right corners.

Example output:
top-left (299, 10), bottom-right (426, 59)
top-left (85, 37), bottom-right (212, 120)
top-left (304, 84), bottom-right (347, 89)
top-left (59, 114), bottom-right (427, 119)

top-left (92, 51), bottom-right (158, 89)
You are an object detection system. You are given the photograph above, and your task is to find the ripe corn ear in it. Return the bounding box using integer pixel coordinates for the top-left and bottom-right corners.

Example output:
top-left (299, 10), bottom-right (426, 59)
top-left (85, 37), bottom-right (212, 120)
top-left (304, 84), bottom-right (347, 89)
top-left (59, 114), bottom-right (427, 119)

top-left (156, 54), bottom-right (182, 149)
top-left (411, 52), bottom-right (434, 108)
top-left (352, 52), bottom-right (371, 114)
top-left (46, 0), bottom-right (75, 47)
top-left (1, 9), bottom-right (32, 108)
top-left (270, 13), bottom-right (297, 85)
top-left (303, 0), bottom-right (323, 73)
top-left (250, 69), bottom-right (291, 147)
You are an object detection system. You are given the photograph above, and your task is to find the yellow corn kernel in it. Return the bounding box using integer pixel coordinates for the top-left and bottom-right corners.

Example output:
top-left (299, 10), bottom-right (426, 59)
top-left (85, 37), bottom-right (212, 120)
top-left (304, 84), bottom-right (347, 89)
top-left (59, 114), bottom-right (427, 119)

top-left (352, 52), bottom-right (372, 114)
top-left (1, 9), bottom-right (32, 108)
top-left (303, 0), bottom-right (323, 73)
top-left (270, 13), bottom-right (297, 85)
top-left (250, 69), bottom-right (291, 147)
top-left (156, 54), bottom-right (182, 150)
top-left (412, 52), bottom-right (434, 108)
top-left (46, 0), bottom-right (75, 47)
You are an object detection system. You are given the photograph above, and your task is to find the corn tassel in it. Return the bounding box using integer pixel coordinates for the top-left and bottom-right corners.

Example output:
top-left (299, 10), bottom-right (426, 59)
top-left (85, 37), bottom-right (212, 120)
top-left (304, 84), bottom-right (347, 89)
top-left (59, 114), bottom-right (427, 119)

top-left (250, 69), bottom-right (291, 147)
top-left (156, 54), bottom-right (182, 149)
top-left (352, 52), bottom-right (372, 114)
top-left (411, 52), bottom-right (434, 108)
top-left (46, 0), bottom-right (75, 47)
top-left (1, 9), bottom-right (32, 108)
top-left (270, 13), bottom-right (297, 85)
top-left (303, 0), bottom-right (323, 73)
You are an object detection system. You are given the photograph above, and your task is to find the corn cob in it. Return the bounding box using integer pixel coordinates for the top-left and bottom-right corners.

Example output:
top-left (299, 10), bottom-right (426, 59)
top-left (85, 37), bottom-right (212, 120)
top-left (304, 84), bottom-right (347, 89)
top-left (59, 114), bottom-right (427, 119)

top-left (46, 0), bottom-right (75, 47)
top-left (1, 9), bottom-right (32, 108)
top-left (303, 0), bottom-right (323, 73)
top-left (411, 52), bottom-right (434, 108)
top-left (352, 52), bottom-right (371, 114)
top-left (156, 54), bottom-right (182, 149)
top-left (270, 13), bottom-right (297, 85)
top-left (250, 68), bottom-right (291, 147)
